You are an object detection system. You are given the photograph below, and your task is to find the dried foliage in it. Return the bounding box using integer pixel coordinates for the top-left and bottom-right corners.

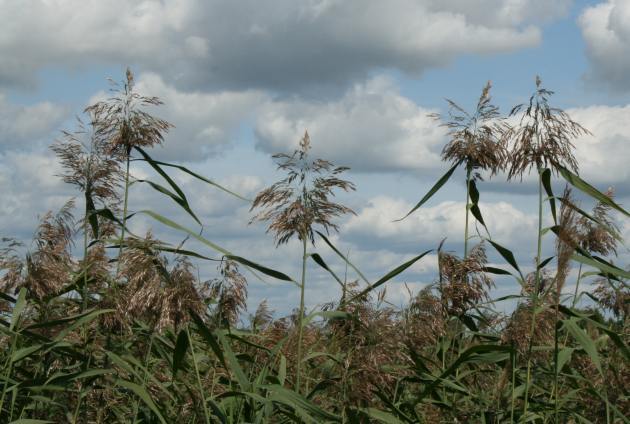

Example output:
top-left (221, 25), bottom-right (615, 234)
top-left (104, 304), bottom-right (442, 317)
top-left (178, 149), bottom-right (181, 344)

top-left (577, 188), bottom-right (620, 257)
top-left (117, 234), bottom-right (211, 331)
top-left (593, 276), bottom-right (629, 320)
top-left (51, 115), bottom-right (122, 212)
top-left (438, 243), bottom-right (494, 315)
top-left (21, 201), bottom-right (76, 301)
top-left (555, 187), bottom-right (580, 297)
top-left (250, 131), bottom-right (356, 245)
top-left (209, 259), bottom-right (248, 327)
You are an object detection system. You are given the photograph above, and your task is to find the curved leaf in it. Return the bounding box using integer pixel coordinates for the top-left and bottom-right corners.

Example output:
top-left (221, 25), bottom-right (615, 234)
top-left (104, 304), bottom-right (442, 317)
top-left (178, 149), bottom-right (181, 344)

top-left (395, 161), bottom-right (461, 221)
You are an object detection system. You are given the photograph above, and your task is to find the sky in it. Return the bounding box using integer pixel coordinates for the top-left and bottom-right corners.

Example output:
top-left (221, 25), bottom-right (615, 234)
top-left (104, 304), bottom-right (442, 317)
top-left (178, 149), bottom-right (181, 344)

top-left (1, 0), bottom-right (629, 319)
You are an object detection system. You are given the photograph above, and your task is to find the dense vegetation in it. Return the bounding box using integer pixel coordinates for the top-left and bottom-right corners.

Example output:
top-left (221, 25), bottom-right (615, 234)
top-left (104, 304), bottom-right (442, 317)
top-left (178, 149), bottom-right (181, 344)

top-left (0, 70), bottom-right (628, 423)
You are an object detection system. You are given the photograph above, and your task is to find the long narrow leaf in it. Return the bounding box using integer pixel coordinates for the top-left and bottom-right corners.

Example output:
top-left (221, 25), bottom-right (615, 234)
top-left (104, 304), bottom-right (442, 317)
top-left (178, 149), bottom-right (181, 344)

top-left (115, 379), bottom-right (167, 424)
top-left (134, 146), bottom-right (250, 202)
top-left (395, 161), bottom-right (460, 221)
top-left (559, 166), bottom-right (629, 217)
top-left (136, 179), bottom-right (201, 225)
top-left (316, 231), bottom-right (369, 285)
top-left (349, 250), bottom-right (432, 302)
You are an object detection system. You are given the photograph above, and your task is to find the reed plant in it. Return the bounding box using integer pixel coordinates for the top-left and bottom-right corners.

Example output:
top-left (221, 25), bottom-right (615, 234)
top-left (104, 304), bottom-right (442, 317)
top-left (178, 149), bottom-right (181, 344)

top-left (0, 71), bottom-right (628, 423)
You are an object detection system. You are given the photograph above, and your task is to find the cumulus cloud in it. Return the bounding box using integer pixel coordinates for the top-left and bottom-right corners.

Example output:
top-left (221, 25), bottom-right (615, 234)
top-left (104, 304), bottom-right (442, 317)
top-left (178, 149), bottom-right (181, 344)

top-left (0, 94), bottom-right (67, 149)
top-left (579, 0), bottom-right (630, 90)
top-left (0, 149), bottom-right (71, 239)
top-left (255, 76), bottom-right (447, 174)
top-left (0, 0), bottom-right (567, 91)
top-left (481, 103), bottom-right (630, 194)
top-left (343, 196), bottom-right (537, 252)
top-left (130, 73), bottom-right (267, 161)
top-left (567, 104), bottom-right (630, 192)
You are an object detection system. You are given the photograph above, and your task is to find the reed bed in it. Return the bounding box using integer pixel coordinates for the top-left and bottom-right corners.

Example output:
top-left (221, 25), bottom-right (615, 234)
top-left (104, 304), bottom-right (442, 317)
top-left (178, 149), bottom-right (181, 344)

top-left (0, 71), bottom-right (628, 423)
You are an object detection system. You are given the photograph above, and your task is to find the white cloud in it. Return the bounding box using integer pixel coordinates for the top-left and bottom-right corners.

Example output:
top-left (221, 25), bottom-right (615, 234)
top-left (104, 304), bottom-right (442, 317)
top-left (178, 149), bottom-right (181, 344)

top-left (0, 94), bottom-right (67, 149)
top-left (255, 76), bottom-right (447, 173)
top-left (579, 0), bottom-right (630, 90)
top-left (568, 104), bottom-right (630, 192)
top-left (131, 73), bottom-right (267, 161)
top-left (343, 196), bottom-right (536, 250)
top-left (0, 0), bottom-right (566, 91)
top-left (0, 149), bottom-right (71, 238)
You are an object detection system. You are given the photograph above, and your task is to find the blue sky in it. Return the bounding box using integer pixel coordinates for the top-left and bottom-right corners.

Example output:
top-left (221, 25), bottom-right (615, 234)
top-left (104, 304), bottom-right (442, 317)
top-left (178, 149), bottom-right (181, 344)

top-left (1, 0), bottom-right (628, 317)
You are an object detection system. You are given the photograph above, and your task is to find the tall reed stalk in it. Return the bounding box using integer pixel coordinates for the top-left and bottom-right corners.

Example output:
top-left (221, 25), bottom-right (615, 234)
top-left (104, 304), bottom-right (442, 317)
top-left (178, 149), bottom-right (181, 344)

top-left (504, 77), bottom-right (589, 418)
top-left (250, 132), bottom-right (355, 392)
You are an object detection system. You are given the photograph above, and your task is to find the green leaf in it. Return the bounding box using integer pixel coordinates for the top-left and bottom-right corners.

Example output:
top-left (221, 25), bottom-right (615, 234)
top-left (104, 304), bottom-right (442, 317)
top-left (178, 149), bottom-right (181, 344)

top-left (468, 179), bottom-right (487, 229)
top-left (263, 384), bottom-right (342, 422)
top-left (189, 311), bottom-right (226, 367)
top-left (225, 255), bottom-right (295, 283)
top-left (152, 245), bottom-right (219, 262)
top-left (278, 354), bottom-right (287, 386)
top-left (350, 250), bottom-right (432, 302)
top-left (115, 379), bottom-right (167, 424)
top-left (310, 253), bottom-right (344, 288)
top-left (139, 211), bottom-right (275, 283)
top-left (316, 231), bottom-right (370, 285)
top-left (570, 253), bottom-right (630, 279)
top-left (91, 208), bottom-right (139, 239)
top-left (558, 165), bottom-right (629, 217)
top-left (25, 308), bottom-right (113, 331)
top-left (12, 344), bottom-right (44, 362)
top-left (217, 331), bottom-right (250, 392)
top-left (172, 329), bottom-right (189, 377)
top-left (487, 240), bottom-right (523, 278)
top-left (85, 191), bottom-right (99, 239)
top-left (10, 287), bottom-right (27, 331)
top-left (140, 210), bottom-right (230, 256)
top-left (134, 146), bottom-right (250, 202)
top-left (563, 318), bottom-right (603, 376)
top-left (558, 305), bottom-right (630, 360)
top-left (469, 204), bottom-right (486, 228)
top-left (557, 347), bottom-right (574, 372)
top-left (541, 168), bottom-right (557, 224)
top-left (134, 146), bottom-right (187, 200)
top-left (136, 179), bottom-right (201, 226)
top-left (53, 309), bottom-right (114, 340)
top-left (482, 266), bottom-right (513, 276)
top-left (9, 420), bottom-right (55, 424)
top-left (417, 345), bottom-right (513, 401)
top-left (396, 161), bottom-right (461, 221)
top-left (537, 256), bottom-right (555, 270)
top-left (556, 196), bottom-right (623, 243)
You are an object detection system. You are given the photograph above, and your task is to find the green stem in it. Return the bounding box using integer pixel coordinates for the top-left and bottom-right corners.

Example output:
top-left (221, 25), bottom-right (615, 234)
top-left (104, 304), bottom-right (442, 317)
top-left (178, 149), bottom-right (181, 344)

top-left (510, 350), bottom-right (516, 423)
top-left (296, 237), bottom-right (308, 393)
top-left (116, 151), bottom-right (131, 277)
top-left (464, 165), bottom-right (472, 259)
top-left (132, 333), bottom-right (154, 424)
top-left (82, 212), bottom-right (90, 313)
top-left (187, 326), bottom-right (211, 424)
top-left (551, 263), bottom-right (584, 417)
top-left (571, 263), bottom-right (584, 309)
top-left (0, 337), bottom-right (17, 416)
top-left (523, 167), bottom-right (544, 418)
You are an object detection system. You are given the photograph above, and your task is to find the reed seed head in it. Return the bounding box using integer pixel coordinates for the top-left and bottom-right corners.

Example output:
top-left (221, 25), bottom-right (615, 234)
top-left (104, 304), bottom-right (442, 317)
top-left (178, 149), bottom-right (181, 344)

top-left (85, 68), bottom-right (173, 158)
top-left (250, 131), bottom-right (356, 245)
top-left (437, 81), bottom-right (508, 179)
top-left (505, 76), bottom-right (590, 180)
